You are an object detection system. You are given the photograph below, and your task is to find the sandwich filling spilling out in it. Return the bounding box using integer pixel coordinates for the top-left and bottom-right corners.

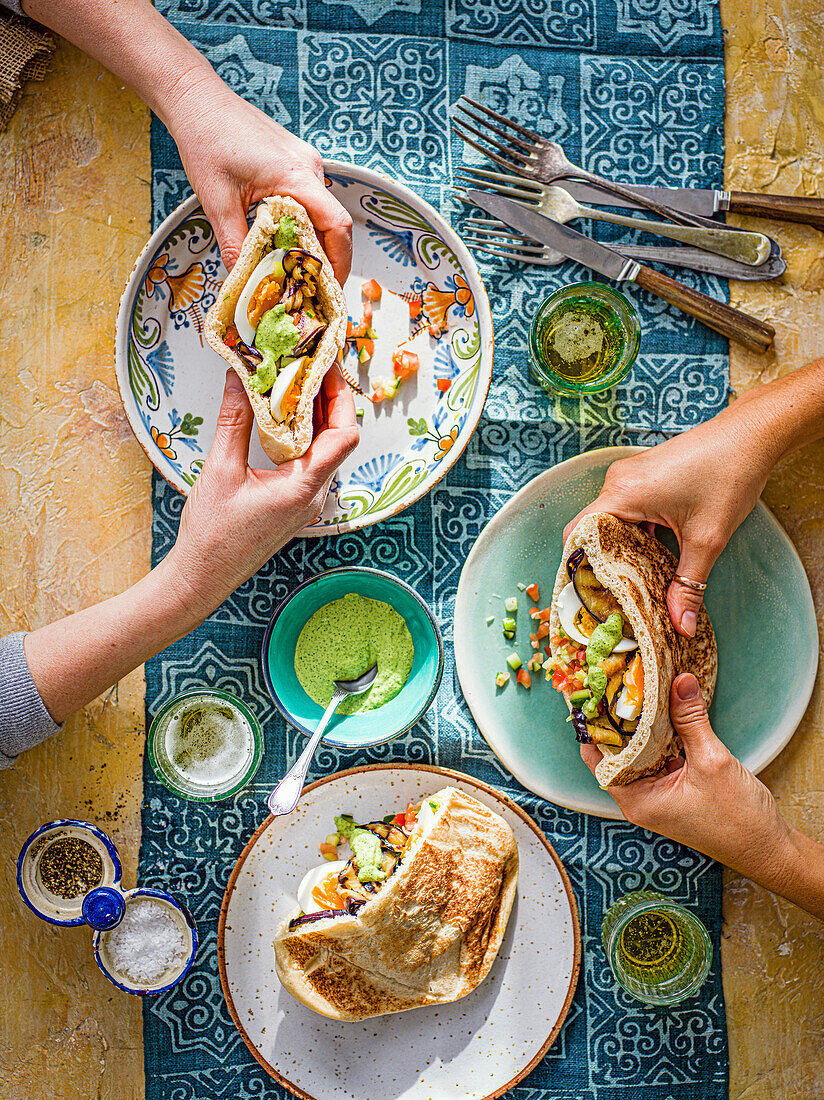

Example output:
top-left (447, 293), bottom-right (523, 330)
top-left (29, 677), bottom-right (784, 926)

top-left (222, 215), bottom-right (329, 424)
top-left (288, 799), bottom-right (438, 930)
top-left (548, 548), bottom-right (644, 749)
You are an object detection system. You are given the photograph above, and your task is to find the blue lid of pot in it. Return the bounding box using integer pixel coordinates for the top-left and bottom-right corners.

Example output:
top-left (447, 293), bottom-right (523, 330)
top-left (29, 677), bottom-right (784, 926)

top-left (82, 886), bottom-right (126, 930)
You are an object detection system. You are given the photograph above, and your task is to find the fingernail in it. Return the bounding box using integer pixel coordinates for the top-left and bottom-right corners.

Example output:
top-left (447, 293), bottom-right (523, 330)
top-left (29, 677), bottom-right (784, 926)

top-left (676, 676), bottom-right (700, 701)
top-left (226, 369), bottom-right (243, 392)
top-left (681, 609), bottom-right (697, 636)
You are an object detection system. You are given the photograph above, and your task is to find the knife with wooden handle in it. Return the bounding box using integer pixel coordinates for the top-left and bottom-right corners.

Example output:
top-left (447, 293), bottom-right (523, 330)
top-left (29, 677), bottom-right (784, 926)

top-left (467, 190), bottom-right (775, 354)
top-left (558, 182), bottom-right (824, 229)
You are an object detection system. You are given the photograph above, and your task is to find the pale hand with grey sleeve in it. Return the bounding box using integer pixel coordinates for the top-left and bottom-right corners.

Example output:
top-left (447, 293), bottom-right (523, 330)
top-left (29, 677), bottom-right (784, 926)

top-left (0, 632), bottom-right (62, 766)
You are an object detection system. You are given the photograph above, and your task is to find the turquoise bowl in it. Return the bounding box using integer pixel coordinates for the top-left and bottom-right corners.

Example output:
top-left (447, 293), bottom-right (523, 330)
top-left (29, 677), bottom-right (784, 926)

top-left (261, 567), bottom-right (444, 749)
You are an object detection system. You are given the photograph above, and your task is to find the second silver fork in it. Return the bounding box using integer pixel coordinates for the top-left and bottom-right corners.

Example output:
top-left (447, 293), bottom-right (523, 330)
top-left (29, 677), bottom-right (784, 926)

top-left (451, 96), bottom-right (749, 234)
top-left (455, 166), bottom-right (772, 267)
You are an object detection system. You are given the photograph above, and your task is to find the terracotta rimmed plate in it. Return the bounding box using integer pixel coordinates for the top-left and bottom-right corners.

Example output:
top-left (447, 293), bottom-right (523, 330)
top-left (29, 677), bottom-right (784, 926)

top-left (454, 446), bottom-right (818, 819)
top-left (114, 161), bottom-right (494, 536)
top-left (218, 764), bottom-right (580, 1100)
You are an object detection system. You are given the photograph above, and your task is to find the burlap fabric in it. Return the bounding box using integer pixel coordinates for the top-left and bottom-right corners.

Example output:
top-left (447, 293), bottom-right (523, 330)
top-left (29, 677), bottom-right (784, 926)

top-left (0, 11), bottom-right (54, 130)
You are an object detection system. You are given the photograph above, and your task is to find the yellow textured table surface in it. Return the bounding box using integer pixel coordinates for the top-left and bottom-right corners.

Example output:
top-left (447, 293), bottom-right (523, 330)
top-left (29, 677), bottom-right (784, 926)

top-left (1, 5), bottom-right (823, 1097)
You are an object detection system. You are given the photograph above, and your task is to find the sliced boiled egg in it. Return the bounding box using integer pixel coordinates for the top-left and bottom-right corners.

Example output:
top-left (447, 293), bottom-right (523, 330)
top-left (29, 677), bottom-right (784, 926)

top-left (556, 582), bottom-right (638, 653)
top-left (233, 249), bottom-right (284, 345)
top-left (413, 799), bottom-right (436, 838)
top-left (269, 356), bottom-right (307, 422)
top-left (297, 859), bottom-right (347, 914)
top-left (614, 685), bottom-right (643, 721)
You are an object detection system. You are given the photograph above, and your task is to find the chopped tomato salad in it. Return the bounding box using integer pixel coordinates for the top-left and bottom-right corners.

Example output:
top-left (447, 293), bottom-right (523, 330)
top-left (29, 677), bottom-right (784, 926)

top-left (393, 348), bottom-right (420, 380)
top-left (393, 801), bottom-right (418, 831)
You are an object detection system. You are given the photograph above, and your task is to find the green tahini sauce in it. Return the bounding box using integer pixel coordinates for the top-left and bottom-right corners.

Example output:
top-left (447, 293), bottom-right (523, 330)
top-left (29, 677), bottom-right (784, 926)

top-left (582, 611), bottom-right (624, 718)
top-left (294, 593), bottom-right (414, 715)
top-left (274, 215), bottom-right (298, 250)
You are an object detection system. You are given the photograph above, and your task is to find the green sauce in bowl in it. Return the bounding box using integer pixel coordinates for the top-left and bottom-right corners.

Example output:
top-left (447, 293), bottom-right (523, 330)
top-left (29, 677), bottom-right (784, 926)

top-left (294, 593), bottom-right (414, 714)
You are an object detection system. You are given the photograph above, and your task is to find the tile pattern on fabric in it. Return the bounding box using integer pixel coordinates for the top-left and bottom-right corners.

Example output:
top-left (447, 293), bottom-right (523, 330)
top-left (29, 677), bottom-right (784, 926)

top-left (142, 0), bottom-right (730, 1096)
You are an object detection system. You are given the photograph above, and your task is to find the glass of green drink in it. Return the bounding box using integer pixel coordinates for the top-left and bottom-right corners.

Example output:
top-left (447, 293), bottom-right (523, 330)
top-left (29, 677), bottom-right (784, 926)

top-left (601, 891), bottom-right (713, 1006)
top-left (528, 282), bottom-right (641, 397)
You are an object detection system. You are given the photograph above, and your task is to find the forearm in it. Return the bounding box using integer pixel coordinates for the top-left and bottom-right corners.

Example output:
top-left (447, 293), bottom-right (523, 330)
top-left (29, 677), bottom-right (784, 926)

top-left (22, 0), bottom-right (222, 128)
top-left (24, 552), bottom-right (209, 724)
top-left (744, 826), bottom-right (824, 922)
top-left (725, 356), bottom-right (824, 468)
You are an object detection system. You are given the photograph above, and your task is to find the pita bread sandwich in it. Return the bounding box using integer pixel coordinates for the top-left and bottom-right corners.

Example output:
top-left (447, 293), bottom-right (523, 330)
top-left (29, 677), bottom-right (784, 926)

top-left (547, 513), bottom-right (717, 788)
top-left (204, 196), bottom-right (348, 464)
top-left (274, 787), bottom-right (519, 1021)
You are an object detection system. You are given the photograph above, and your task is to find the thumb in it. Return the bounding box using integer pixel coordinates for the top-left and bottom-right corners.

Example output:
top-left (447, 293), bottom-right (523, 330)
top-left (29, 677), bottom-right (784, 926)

top-left (670, 674), bottom-right (716, 757)
top-left (667, 533), bottom-right (719, 639)
top-left (209, 193), bottom-right (250, 272)
top-left (206, 370), bottom-right (254, 480)
top-left (285, 174), bottom-right (353, 286)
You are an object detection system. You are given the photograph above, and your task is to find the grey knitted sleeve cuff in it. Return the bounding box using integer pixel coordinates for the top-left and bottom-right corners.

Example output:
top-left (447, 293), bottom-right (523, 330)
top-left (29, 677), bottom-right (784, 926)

top-left (0, 632), bottom-right (62, 767)
top-left (0, 0), bottom-right (26, 15)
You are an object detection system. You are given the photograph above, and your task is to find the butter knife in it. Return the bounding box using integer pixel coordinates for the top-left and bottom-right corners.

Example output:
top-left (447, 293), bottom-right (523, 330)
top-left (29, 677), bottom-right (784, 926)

top-left (467, 190), bottom-right (774, 353)
top-left (558, 181), bottom-right (824, 228)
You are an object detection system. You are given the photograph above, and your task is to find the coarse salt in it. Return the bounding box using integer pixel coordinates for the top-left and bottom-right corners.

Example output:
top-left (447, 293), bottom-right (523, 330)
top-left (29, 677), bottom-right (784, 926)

top-left (104, 898), bottom-right (188, 985)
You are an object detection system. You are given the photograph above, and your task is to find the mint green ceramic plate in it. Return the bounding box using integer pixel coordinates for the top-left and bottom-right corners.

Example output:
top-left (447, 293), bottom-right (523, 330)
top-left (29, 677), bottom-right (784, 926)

top-left (454, 447), bottom-right (818, 819)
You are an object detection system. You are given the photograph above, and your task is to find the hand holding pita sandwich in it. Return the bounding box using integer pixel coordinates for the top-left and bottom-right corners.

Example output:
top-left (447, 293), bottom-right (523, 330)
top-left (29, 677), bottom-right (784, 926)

top-left (171, 365), bottom-right (358, 613)
top-left (21, 366), bottom-right (358, 728)
top-left (566, 357), bottom-right (824, 640)
top-left (581, 674), bottom-right (824, 922)
top-left (169, 91), bottom-right (354, 283)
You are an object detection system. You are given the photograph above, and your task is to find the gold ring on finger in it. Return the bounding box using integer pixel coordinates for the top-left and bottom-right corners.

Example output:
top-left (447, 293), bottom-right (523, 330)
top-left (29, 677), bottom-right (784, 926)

top-left (674, 574), bottom-right (707, 592)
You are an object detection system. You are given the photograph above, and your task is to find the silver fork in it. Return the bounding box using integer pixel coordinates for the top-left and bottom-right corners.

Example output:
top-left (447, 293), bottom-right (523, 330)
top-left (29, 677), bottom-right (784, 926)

top-left (454, 166), bottom-right (772, 267)
top-left (459, 215), bottom-right (785, 280)
top-left (452, 97), bottom-right (734, 233)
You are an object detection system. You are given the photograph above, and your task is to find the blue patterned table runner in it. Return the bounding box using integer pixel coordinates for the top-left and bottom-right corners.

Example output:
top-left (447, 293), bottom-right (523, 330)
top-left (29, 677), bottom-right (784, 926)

top-left (141, 0), bottom-right (730, 1095)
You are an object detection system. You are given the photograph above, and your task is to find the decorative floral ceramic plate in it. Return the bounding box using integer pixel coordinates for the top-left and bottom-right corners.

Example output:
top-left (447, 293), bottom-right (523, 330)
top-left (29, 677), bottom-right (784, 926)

top-left (218, 764), bottom-right (580, 1100)
top-left (454, 447), bottom-right (818, 819)
top-left (115, 162), bottom-right (493, 536)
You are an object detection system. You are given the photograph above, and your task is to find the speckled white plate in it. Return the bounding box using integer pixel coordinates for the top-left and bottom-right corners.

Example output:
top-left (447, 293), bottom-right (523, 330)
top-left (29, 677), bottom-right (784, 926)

top-left (218, 764), bottom-right (580, 1100)
top-left (114, 162), bottom-right (493, 536)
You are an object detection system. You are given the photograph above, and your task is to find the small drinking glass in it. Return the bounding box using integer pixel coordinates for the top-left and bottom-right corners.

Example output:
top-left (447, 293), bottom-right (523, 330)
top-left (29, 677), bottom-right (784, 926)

top-left (148, 689), bottom-right (263, 802)
top-left (528, 281), bottom-right (641, 397)
top-left (601, 891), bottom-right (712, 1006)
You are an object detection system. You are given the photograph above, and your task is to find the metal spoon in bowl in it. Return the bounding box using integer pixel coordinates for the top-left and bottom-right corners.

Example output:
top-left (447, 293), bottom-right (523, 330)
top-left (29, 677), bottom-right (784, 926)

top-left (267, 665), bottom-right (378, 818)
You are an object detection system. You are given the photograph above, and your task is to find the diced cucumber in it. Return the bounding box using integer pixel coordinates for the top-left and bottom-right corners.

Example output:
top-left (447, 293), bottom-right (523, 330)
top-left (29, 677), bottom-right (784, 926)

top-left (495, 672), bottom-right (509, 688)
top-left (516, 583), bottom-right (526, 591)
top-left (569, 689), bottom-right (590, 705)
top-left (504, 596), bottom-right (518, 613)
top-left (503, 630), bottom-right (515, 641)
top-left (502, 617), bottom-right (517, 632)
top-left (506, 653), bottom-right (522, 671)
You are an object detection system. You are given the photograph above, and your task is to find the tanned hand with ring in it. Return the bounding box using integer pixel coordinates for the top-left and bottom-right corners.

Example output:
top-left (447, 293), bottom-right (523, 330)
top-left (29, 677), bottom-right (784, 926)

top-left (568, 357), bottom-right (824, 921)
top-left (565, 357), bottom-right (824, 637)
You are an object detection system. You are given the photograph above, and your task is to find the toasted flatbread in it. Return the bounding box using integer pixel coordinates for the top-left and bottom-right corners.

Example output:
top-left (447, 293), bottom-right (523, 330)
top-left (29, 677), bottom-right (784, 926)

top-left (551, 513), bottom-right (717, 787)
top-left (204, 196), bottom-right (347, 464)
top-left (273, 787), bottom-right (519, 1021)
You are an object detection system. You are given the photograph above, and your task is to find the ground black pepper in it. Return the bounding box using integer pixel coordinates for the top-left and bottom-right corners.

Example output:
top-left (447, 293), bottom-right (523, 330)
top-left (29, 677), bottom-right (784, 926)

top-left (38, 837), bottom-right (103, 898)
